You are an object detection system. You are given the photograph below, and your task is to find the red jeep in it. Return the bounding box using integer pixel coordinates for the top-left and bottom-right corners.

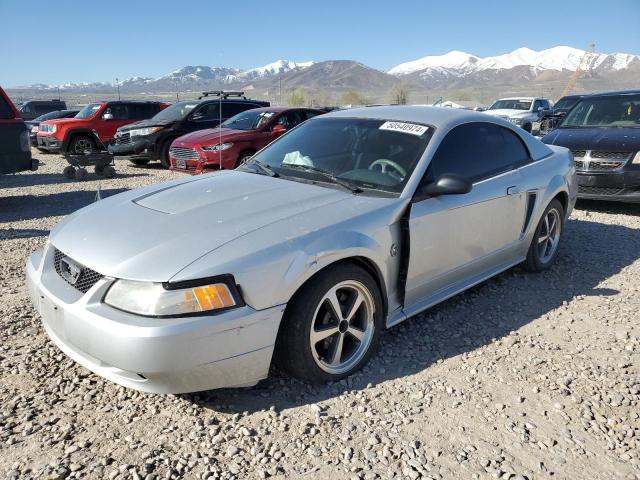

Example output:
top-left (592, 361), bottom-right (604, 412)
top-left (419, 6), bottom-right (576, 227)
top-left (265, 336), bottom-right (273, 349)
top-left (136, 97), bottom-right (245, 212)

top-left (169, 107), bottom-right (322, 174)
top-left (36, 100), bottom-right (167, 154)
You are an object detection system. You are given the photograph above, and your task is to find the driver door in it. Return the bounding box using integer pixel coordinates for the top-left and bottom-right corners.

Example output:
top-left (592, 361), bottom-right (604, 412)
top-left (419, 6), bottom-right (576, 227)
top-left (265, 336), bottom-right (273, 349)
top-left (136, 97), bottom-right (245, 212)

top-left (403, 122), bottom-right (529, 312)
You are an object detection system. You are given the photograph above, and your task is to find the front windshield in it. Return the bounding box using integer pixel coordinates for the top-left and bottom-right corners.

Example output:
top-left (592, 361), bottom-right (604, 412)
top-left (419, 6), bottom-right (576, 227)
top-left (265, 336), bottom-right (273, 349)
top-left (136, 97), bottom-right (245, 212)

top-left (222, 110), bottom-right (276, 130)
top-left (243, 117), bottom-right (432, 195)
top-left (151, 101), bottom-right (197, 122)
top-left (553, 97), bottom-right (579, 110)
top-left (75, 103), bottom-right (101, 119)
top-left (34, 111), bottom-right (63, 121)
top-left (561, 94), bottom-right (640, 128)
top-left (489, 99), bottom-right (531, 111)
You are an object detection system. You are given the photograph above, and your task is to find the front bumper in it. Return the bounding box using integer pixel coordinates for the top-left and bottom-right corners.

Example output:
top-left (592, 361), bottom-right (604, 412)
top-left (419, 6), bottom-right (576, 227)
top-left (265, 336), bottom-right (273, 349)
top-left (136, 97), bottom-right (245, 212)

top-left (26, 245), bottom-right (285, 393)
top-left (577, 170), bottom-right (640, 203)
top-left (36, 135), bottom-right (63, 152)
top-left (108, 138), bottom-right (155, 161)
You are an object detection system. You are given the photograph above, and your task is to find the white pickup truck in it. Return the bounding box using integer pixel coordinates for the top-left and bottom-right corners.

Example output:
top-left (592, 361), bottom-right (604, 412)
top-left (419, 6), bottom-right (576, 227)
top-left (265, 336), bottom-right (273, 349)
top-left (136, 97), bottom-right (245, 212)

top-left (483, 97), bottom-right (552, 133)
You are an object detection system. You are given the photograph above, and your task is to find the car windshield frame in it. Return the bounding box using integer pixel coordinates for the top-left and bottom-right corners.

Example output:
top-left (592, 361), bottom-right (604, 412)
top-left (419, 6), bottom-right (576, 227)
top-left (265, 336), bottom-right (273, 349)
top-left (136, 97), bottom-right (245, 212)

top-left (150, 100), bottom-right (199, 122)
top-left (239, 116), bottom-right (434, 197)
top-left (75, 103), bottom-right (102, 119)
top-left (221, 110), bottom-right (278, 131)
top-left (489, 99), bottom-right (532, 111)
top-left (560, 94), bottom-right (640, 129)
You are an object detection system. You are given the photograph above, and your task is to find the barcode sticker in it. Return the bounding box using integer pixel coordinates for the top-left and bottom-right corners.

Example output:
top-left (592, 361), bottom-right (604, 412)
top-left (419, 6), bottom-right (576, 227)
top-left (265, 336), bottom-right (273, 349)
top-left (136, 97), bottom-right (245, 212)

top-left (379, 121), bottom-right (429, 136)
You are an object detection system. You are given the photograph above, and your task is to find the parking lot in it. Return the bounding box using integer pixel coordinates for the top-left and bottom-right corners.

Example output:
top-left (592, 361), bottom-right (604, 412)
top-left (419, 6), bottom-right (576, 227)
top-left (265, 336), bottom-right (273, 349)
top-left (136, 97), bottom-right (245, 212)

top-left (0, 150), bottom-right (637, 479)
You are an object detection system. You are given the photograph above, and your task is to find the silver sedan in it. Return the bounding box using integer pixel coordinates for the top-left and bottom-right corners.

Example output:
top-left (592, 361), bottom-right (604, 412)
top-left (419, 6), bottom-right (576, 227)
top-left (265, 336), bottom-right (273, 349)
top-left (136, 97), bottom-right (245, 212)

top-left (26, 106), bottom-right (577, 393)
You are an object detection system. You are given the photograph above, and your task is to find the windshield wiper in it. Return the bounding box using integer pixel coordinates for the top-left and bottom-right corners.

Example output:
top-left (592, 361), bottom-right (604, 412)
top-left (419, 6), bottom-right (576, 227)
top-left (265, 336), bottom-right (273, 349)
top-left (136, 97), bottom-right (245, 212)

top-left (244, 159), bottom-right (279, 177)
top-left (281, 164), bottom-right (363, 194)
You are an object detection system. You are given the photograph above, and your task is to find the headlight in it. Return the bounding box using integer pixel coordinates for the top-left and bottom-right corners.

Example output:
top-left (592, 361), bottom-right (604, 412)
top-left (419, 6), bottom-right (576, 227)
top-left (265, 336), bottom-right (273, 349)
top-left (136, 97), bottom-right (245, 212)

top-left (201, 143), bottom-right (233, 152)
top-left (632, 151), bottom-right (640, 165)
top-left (509, 117), bottom-right (522, 125)
top-left (103, 276), bottom-right (242, 317)
top-left (128, 126), bottom-right (163, 137)
top-left (31, 126), bottom-right (39, 132)
top-left (41, 124), bottom-right (56, 134)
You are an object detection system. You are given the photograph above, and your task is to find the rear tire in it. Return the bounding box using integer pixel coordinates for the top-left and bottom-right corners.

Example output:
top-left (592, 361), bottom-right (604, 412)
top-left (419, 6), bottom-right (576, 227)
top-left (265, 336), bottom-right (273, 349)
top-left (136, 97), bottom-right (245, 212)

top-left (69, 135), bottom-right (96, 154)
top-left (275, 263), bottom-right (383, 384)
top-left (523, 123), bottom-right (532, 133)
top-left (524, 199), bottom-right (564, 272)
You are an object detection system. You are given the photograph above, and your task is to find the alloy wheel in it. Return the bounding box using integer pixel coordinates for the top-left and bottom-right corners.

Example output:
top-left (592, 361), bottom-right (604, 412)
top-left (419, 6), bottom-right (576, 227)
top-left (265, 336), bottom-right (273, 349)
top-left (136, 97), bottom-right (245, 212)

top-left (309, 280), bottom-right (375, 375)
top-left (537, 207), bottom-right (561, 263)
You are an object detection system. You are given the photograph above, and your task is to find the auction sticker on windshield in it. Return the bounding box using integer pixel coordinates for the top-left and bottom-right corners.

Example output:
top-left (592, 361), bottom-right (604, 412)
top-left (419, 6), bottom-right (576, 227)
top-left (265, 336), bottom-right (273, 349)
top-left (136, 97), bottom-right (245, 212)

top-left (379, 121), bottom-right (429, 136)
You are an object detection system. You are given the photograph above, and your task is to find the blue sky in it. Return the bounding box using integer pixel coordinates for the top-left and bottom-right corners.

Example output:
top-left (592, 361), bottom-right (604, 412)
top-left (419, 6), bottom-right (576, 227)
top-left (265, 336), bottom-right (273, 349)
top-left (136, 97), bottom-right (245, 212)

top-left (1, 0), bottom-right (639, 86)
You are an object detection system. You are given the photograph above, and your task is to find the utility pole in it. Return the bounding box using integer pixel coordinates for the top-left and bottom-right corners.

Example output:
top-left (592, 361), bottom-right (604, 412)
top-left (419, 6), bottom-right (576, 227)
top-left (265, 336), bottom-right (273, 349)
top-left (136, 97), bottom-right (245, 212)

top-left (115, 78), bottom-right (121, 100)
top-left (279, 75), bottom-right (282, 105)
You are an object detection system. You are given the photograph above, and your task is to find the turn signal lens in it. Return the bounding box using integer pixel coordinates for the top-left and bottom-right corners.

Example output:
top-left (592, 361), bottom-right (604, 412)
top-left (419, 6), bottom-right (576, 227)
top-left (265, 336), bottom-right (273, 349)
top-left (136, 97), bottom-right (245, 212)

top-left (632, 151), bottom-right (640, 165)
top-left (188, 284), bottom-right (236, 310)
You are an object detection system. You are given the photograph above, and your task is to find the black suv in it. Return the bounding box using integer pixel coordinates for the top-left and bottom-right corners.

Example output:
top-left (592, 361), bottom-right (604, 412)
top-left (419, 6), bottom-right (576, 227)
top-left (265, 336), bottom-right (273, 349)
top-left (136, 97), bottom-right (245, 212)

top-left (109, 91), bottom-right (269, 168)
top-left (536, 94), bottom-right (585, 135)
top-left (17, 99), bottom-right (67, 120)
top-left (542, 90), bottom-right (640, 203)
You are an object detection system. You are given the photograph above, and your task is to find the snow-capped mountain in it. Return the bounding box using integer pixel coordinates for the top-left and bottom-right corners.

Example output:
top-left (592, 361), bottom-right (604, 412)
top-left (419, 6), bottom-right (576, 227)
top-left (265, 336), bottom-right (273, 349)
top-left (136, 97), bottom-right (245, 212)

top-left (388, 46), bottom-right (639, 78)
top-left (240, 60), bottom-right (314, 80)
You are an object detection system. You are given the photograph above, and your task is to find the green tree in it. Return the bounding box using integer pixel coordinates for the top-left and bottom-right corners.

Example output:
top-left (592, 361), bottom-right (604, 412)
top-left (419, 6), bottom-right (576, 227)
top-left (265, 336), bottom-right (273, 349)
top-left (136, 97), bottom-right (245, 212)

top-left (341, 90), bottom-right (367, 106)
top-left (287, 89), bottom-right (307, 107)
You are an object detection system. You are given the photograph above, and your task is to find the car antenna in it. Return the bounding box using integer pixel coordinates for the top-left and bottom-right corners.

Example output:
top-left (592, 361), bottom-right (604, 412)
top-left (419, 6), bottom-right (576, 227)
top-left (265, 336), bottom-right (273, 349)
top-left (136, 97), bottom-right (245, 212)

top-left (219, 93), bottom-right (222, 170)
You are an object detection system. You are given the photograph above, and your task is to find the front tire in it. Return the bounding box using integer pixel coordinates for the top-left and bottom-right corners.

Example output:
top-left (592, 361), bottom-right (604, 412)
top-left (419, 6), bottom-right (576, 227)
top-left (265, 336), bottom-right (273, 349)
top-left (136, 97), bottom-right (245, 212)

top-left (275, 263), bottom-right (383, 384)
top-left (525, 199), bottom-right (564, 272)
top-left (159, 141), bottom-right (172, 169)
top-left (68, 135), bottom-right (96, 154)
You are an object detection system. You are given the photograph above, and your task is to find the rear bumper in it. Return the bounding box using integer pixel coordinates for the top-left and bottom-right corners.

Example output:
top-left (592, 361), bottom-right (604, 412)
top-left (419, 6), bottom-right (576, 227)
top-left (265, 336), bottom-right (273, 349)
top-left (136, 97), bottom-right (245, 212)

top-left (577, 170), bottom-right (640, 203)
top-left (26, 245), bottom-right (285, 393)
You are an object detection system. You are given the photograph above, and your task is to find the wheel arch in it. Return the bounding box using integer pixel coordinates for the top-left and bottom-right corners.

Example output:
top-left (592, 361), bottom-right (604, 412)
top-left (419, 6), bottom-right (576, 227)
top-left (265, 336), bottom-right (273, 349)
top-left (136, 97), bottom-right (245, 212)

top-left (63, 129), bottom-right (102, 152)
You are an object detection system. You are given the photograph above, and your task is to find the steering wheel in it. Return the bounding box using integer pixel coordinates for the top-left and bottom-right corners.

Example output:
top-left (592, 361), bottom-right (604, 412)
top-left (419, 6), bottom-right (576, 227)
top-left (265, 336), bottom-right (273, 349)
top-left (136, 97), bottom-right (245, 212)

top-left (368, 159), bottom-right (407, 181)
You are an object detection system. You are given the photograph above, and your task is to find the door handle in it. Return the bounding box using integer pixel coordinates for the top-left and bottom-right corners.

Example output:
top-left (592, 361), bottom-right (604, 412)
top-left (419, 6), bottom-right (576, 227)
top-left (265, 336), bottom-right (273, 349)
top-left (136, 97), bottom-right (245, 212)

top-left (507, 186), bottom-right (520, 195)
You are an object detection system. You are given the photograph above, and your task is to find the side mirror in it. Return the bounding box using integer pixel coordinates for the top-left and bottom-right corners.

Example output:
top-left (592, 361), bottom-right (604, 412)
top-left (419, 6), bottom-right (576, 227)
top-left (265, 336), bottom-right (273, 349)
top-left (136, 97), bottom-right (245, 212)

top-left (537, 107), bottom-right (544, 112)
top-left (102, 113), bottom-right (114, 120)
top-left (272, 124), bottom-right (287, 136)
top-left (422, 174), bottom-right (472, 197)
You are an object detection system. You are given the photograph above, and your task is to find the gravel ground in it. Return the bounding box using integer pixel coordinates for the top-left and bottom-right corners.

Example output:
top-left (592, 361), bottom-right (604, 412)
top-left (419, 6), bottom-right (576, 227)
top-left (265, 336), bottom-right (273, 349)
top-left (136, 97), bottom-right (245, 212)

top-left (1, 149), bottom-right (639, 480)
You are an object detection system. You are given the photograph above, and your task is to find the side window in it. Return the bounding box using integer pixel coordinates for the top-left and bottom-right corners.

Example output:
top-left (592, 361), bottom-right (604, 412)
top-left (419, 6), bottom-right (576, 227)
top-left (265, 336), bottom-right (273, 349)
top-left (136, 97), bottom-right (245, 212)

top-left (0, 95), bottom-right (15, 119)
top-left (304, 110), bottom-right (321, 120)
top-left (542, 100), bottom-right (551, 110)
top-left (129, 104), bottom-right (156, 119)
top-left (223, 102), bottom-right (256, 118)
top-left (426, 123), bottom-right (526, 184)
top-left (20, 104), bottom-right (32, 114)
top-left (276, 111), bottom-right (304, 129)
top-left (103, 104), bottom-right (129, 120)
top-left (191, 103), bottom-right (220, 121)
top-left (533, 100), bottom-right (543, 110)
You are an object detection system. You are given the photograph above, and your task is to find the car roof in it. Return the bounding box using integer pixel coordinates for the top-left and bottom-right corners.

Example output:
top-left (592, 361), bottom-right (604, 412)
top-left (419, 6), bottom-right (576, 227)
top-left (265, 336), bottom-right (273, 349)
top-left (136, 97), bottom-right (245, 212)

top-left (495, 97), bottom-right (541, 101)
top-left (239, 106), bottom-right (313, 114)
top-left (104, 100), bottom-right (164, 105)
top-left (582, 89), bottom-right (640, 97)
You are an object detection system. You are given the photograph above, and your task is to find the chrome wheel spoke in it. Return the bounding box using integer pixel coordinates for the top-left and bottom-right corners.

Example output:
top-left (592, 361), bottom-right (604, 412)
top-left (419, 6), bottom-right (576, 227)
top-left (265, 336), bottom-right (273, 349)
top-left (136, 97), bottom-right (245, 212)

top-left (345, 292), bottom-right (364, 322)
top-left (311, 326), bottom-right (339, 344)
top-left (347, 326), bottom-right (365, 342)
top-left (325, 288), bottom-right (344, 321)
top-left (329, 334), bottom-right (344, 366)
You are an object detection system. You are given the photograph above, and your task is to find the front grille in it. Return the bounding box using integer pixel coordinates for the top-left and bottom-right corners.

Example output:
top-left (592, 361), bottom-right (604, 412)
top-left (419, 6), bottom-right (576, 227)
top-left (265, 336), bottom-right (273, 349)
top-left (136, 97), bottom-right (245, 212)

top-left (591, 151), bottom-right (632, 160)
top-left (574, 160), bottom-right (585, 169)
top-left (578, 186), bottom-right (622, 196)
top-left (53, 249), bottom-right (104, 294)
top-left (571, 150), bottom-right (586, 158)
top-left (169, 147), bottom-right (199, 160)
top-left (115, 132), bottom-right (131, 145)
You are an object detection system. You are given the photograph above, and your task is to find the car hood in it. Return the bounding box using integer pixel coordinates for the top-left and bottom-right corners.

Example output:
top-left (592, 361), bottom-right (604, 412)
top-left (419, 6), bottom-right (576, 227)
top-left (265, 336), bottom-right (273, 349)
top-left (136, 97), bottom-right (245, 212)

top-left (174, 128), bottom-right (255, 146)
top-left (542, 127), bottom-right (640, 151)
top-left (484, 109), bottom-right (530, 117)
top-left (41, 118), bottom-right (88, 126)
top-left (49, 171), bottom-right (360, 282)
top-left (118, 118), bottom-right (175, 132)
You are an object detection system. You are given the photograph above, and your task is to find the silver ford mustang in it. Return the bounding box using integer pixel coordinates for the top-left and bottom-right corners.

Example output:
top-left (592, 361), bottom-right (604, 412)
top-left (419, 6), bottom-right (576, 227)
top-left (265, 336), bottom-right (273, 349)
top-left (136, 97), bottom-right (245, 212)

top-left (26, 106), bottom-right (577, 393)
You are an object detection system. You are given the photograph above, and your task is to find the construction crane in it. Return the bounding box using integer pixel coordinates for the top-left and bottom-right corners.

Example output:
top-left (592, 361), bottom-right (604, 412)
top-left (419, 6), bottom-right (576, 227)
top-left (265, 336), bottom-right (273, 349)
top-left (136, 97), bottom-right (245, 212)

top-left (558, 43), bottom-right (595, 99)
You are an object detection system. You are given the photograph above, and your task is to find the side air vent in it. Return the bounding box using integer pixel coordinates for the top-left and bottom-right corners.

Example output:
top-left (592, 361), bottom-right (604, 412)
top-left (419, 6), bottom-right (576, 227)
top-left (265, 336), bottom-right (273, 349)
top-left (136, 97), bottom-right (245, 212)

top-left (521, 192), bottom-right (537, 236)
